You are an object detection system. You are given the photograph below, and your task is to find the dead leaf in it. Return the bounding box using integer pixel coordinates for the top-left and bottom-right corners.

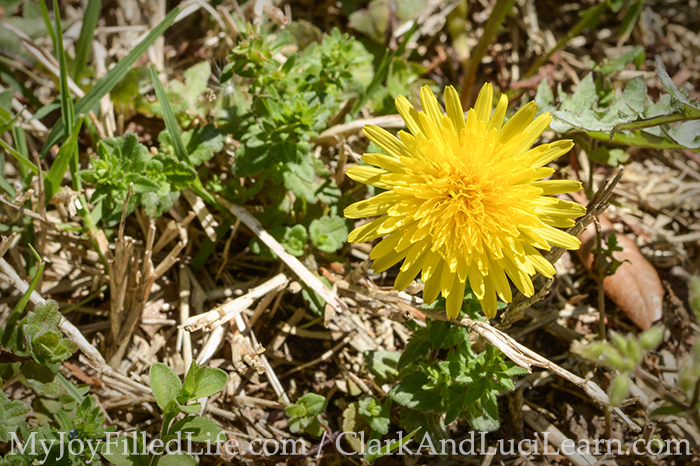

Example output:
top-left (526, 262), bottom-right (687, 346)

top-left (576, 214), bottom-right (664, 330)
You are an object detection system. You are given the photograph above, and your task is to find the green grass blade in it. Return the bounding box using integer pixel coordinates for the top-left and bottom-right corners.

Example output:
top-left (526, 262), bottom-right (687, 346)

top-left (0, 151), bottom-right (16, 197)
top-left (45, 115), bottom-right (85, 204)
top-left (364, 427), bottom-right (420, 462)
top-left (40, 7), bottom-right (181, 156)
top-left (1, 245), bottom-right (44, 346)
top-left (37, 0), bottom-right (56, 48)
top-left (71, 0), bottom-right (102, 81)
top-left (53, 0), bottom-right (75, 134)
top-left (149, 65), bottom-right (190, 164)
top-left (0, 138), bottom-right (39, 174)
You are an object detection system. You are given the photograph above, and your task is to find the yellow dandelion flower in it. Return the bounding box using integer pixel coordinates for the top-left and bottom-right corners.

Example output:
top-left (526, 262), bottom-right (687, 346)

top-left (344, 84), bottom-right (586, 319)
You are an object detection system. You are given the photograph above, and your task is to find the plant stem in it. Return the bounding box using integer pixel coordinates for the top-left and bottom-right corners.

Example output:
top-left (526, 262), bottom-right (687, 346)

top-left (150, 411), bottom-right (174, 466)
top-left (523, 1), bottom-right (608, 79)
top-left (593, 217), bottom-right (606, 340)
top-left (459, 0), bottom-right (515, 107)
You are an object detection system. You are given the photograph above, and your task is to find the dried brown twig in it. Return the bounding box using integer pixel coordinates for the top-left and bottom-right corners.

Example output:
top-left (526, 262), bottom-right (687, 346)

top-left (180, 273), bottom-right (289, 332)
top-left (108, 207), bottom-right (188, 368)
top-left (0, 257), bottom-right (150, 395)
top-left (212, 192), bottom-right (347, 314)
top-left (498, 168), bottom-right (624, 329)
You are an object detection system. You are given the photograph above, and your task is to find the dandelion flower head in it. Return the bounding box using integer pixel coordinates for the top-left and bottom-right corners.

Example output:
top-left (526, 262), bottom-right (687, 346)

top-left (344, 84), bottom-right (586, 319)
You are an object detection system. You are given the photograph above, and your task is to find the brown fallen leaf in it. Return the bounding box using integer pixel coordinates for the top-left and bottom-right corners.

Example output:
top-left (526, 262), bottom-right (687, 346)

top-left (63, 361), bottom-right (102, 387)
top-left (576, 213), bottom-right (664, 330)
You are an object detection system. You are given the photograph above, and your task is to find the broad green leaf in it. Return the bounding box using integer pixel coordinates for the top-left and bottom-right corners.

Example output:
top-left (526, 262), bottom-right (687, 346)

top-left (21, 361), bottom-right (62, 398)
top-left (166, 416), bottom-right (223, 443)
top-left (589, 147), bottom-right (630, 166)
top-left (388, 370), bottom-right (444, 413)
top-left (189, 365), bottom-right (228, 400)
top-left (149, 363), bottom-right (182, 414)
top-left (364, 350), bottom-right (400, 383)
top-left (159, 125), bottom-right (225, 166)
top-left (650, 404), bottom-right (686, 416)
top-left (158, 453), bottom-right (197, 466)
top-left (398, 408), bottom-right (447, 445)
top-left (309, 216), bottom-right (348, 253)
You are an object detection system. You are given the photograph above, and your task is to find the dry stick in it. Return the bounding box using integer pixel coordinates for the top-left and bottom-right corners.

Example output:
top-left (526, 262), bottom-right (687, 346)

top-left (153, 212), bottom-right (196, 254)
top-left (182, 189), bottom-right (218, 242)
top-left (109, 192), bottom-right (135, 343)
top-left (0, 83), bottom-right (48, 135)
top-left (498, 169), bottom-right (624, 329)
top-left (235, 313), bottom-right (290, 404)
top-left (110, 220), bottom-right (187, 367)
top-left (178, 264), bottom-right (193, 370)
top-left (313, 114), bottom-right (406, 145)
top-left (522, 408), bottom-right (597, 466)
top-left (180, 273), bottom-right (289, 332)
top-left (215, 218), bottom-right (241, 281)
top-left (196, 325), bottom-right (227, 366)
top-left (0, 257), bottom-right (151, 394)
top-left (212, 193), bottom-right (347, 314)
top-left (0, 233), bottom-right (20, 260)
top-left (421, 308), bottom-right (641, 433)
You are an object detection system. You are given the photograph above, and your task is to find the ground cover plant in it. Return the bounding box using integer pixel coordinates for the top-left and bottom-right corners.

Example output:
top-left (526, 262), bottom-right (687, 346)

top-left (0, 0), bottom-right (699, 464)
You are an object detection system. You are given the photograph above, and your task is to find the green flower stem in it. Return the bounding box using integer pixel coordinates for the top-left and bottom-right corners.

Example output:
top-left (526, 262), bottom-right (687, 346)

top-left (459, 0), bottom-right (515, 107)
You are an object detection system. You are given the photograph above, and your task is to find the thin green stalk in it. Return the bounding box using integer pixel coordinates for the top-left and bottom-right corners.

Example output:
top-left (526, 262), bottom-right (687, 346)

top-left (37, 0), bottom-right (56, 47)
top-left (150, 411), bottom-right (176, 466)
top-left (523, 1), bottom-right (608, 79)
top-left (50, 2), bottom-right (108, 267)
top-left (72, 0), bottom-right (102, 81)
top-left (61, 284), bottom-right (109, 315)
top-left (459, 0), bottom-right (515, 107)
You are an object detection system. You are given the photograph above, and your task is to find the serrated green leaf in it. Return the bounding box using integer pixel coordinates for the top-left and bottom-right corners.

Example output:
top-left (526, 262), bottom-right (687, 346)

top-left (388, 370), bottom-right (445, 413)
top-left (0, 392), bottom-right (31, 442)
top-left (21, 361), bottom-right (62, 398)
